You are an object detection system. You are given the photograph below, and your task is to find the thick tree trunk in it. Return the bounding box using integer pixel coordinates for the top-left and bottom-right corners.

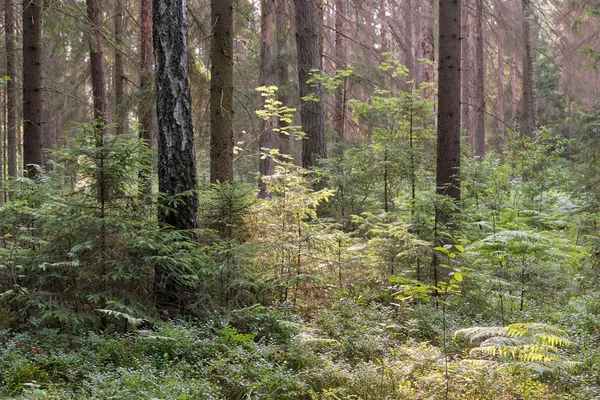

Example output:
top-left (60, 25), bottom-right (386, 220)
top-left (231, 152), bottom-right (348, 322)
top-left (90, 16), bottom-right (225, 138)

top-left (153, 0), bottom-right (199, 230)
top-left (472, 0), bottom-right (485, 158)
top-left (139, 0), bottom-right (156, 195)
top-left (333, 0), bottom-right (346, 142)
top-left (436, 0), bottom-right (461, 200)
top-left (521, 0), bottom-right (535, 137)
top-left (114, 0), bottom-right (127, 135)
top-left (210, 0), bottom-right (235, 183)
top-left (275, 0), bottom-right (291, 156)
top-left (23, 0), bottom-right (43, 177)
top-left (6, 0), bottom-right (18, 177)
top-left (294, 0), bottom-right (327, 168)
top-left (258, 0), bottom-right (276, 197)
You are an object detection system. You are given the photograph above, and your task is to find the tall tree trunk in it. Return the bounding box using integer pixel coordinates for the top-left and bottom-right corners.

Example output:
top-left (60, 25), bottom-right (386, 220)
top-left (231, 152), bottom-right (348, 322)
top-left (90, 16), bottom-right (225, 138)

top-left (275, 0), bottom-right (291, 156)
top-left (436, 0), bottom-right (461, 200)
top-left (314, 0), bottom-right (324, 69)
top-left (114, 0), bottom-right (127, 135)
top-left (511, 53), bottom-right (518, 123)
top-left (23, 0), bottom-right (43, 178)
top-left (139, 0), bottom-right (156, 195)
top-left (153, 0), bottom-right (199, 312)
top-left (460, 0), bottom-right (471, 142)
top-left (419, 0), bottom-right (435, 96)
top-left (521, 0), bottom-right (535, 137)
top-left (333, 0), bottom-right (346, 142)
top-left (472, 0), bottom-right (485, 158)
top-left (86, 0), bottom-right (108, 136)
top-left (6, 0), bottom-right (17, 177)
top-left (210, 0), bottom-right (234, 183)
top-left (496, 27), bottom-right (505, 149)
top-left (404, 0), bottom-right (415, 78)
top-left (294, 0), bottom-right (326, 168)
top-left (258, 0), bottom-right (276, 198)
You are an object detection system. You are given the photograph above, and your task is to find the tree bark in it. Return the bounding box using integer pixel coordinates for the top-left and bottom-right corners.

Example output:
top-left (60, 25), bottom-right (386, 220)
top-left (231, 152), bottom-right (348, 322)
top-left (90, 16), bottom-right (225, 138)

top-left (275, 0), bottom-right (291, 156)
top-left (86, 0), bottom-right (108, 136)
top-left (258, 0), bottom-right (276, 197)
top-left (139, 0), bottom-right (157, 195)
top-left (419, 0), bottom-right (435, 88)
top-left (333, 0), bottom-right (346, 142)
top-left (210, 0), bottom-right (235, 183)
top-left (496, 26), bottom-right (505, 149)
top-left (114, 0), bottom-right (127, 135)
top-left (521, 0), bottom-right (535, 137)
top-left (153, 0), bottom-right (199, 229)
top-left (436, 0), bottom-right (461, 200)
top-left (293, 0), bottom-right (326, 168)
top-left (23, 0), bottom-right (43, 177)
top-left (472, 0), bottom-right (485, 158)
top-left (460, 0), bottom-right (471, 146)
top-left (511, 53), bottom-right (518, 122)
top-left (6, 0), bottom-right (18, 177)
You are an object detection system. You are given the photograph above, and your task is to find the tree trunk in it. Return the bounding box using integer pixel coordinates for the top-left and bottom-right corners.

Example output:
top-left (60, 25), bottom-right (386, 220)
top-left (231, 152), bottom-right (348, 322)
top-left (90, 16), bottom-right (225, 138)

top-left (472, 0), bottom-right (485, 158)
top-left (404, 0), bottom-right (415, 78)
top-left (275, 0), bottom-right (291, 156)
top-left (153, 0), bottom-right (199, 229)
top-left (86, 0), bottom-right (108, 136)
top-left (139, 0), bottom-right (156, 195)
top-left (114, 0), bottom-right (127, 135)
top-left (419, 0), bottom-right (435, 88)
top-left (294, 0), bottom-right (326, 168)
top-left (460, 0), bottom-right (471, 146)
top-left (436, 0), bottom-right (461, 200)
top-left (511, 53), bottom-right (518, 123)
top-left (496, 27), bottom-right (505, 149)
top-left (6, 0), bottom-right (17, 177)
top-left (210, 0), bottom-right (235, 183)
top-left (333, 0), bottom-right (346, 142)
top-left (258, 0), bottom-right (276, 197)
top-left (23, 0), bottom-right (43, 178)
top-left (521, 0), bottom-right (535, 137)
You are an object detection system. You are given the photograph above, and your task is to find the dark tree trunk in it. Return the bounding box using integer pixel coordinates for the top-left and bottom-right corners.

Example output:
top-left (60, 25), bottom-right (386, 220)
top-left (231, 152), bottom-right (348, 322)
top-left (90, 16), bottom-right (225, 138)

top-left (6, 0), bottom-right (18, 177)
top-left (275, 0), bottom-right (291, 156)
top-left (472, 0), bottom-right (485, 158)
top-left (86, 0), bottom-right (108, 136)
top-left (259, 0), bottom-right (276, 198)
top-left (333, 0), bottom-right (346, 142)
top-left (139, 0), bottom-right (156, 195)
top-left (153, 0), bottom-right (199, 230)
top-left (114, 0), bottom-right (127, 135)
top-left (436, 0), bottom-right (461, 200)
top-left (293, 0), bottom-right (326, 168)
top-left (210, 0), bottom-right (235, 184)
top-left (23, 0), bottom-right (43, 177)
top-left (521, 0), bottom-right (535, 137)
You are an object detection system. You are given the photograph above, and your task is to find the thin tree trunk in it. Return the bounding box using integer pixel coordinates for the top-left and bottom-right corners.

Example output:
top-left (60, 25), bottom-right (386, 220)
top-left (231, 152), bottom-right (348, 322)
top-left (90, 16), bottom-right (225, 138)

top-left (23, 0), bottom-right (43, 177)
top-left (404, 0), bottom-right (415, 78)
top-left (436, 0), bottom-right (461, 200)
top-left (521, 0), bottom-right (535, 137)
top-left (333, 0), bottom-right (346, 142)
top-left (472, 0), bottom-right (485, 158)
top-left (420, 0), bottom-right (435, 98)
top-left (139, 0), bottom-right (156, 195)
top-left (114, 0), bottom-right (127, 135)
top-left (275, 0), bottom-right (291, 156)
top-left (294, 0), bottom-right (326, 168)
top-left (86, 0), bottom-right (108, 136)
top-left (210, 0), bottom-right (235, 183)
top-left (259, 0), bottom-right (276, 198)
top-left (496, 27), bottom-right (505, 149)
top-left (461, 0), bottom-right (471, 142)
top-left (511, 53), bottom-right (518, 122)
top-left (6, 0), bottom-right (17, 177)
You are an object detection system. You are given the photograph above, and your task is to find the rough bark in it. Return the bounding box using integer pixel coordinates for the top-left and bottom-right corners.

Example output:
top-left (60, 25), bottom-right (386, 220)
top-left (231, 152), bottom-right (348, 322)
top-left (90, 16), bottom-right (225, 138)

top-left (6, 0), bottom-right (17, 177)
top-left (153, 0), bottom-right (199, 230)
top-left (436, 0), bottom-right (461, 200)
top-left (139, 0), bottom-right (156, 195)
top-left (293, 0), bottom-right (327, 168)
top-left (210, 0), bottom-right (235, 183)
top-left (114, 0), bottom-right (127, 135)
top-left (521, 0), bottom-right (535, 137)
top-left (259, 0), bottom-right (276, 197)
top-left (472, 0), bottom-right (485, 158)
top-left (23, 0), bottom-right (44, 177)
top-left (275, 0), bottom-right (291, 156)
top-left (333, 0), bottom-right (346, 142)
